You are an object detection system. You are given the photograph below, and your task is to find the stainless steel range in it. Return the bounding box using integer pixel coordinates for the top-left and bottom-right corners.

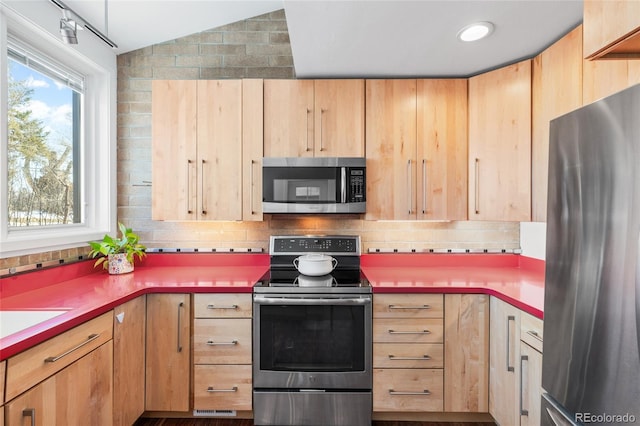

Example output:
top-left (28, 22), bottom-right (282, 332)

top-left (253, 235), bottom-right (372, 426)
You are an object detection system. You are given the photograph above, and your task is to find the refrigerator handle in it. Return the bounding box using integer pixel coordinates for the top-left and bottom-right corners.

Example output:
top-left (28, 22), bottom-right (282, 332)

top-left (636, 231), bottom-right (640, 358)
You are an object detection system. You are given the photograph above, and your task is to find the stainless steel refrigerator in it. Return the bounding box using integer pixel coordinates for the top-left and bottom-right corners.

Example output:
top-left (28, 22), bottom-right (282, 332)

top-left (542, 83), bottom-right (640, 425)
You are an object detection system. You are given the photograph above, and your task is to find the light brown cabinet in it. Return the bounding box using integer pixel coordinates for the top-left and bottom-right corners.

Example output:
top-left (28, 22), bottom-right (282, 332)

top-left (468, 60), bottom-right (532, 222)
top-left (193, 294), bottom-right (253, 412)
top-left (583, 58), bottom-right (640, 105)
top-left (373, 294), bottom-right (444, 412)
top-left (264, 79), bottom-right (365, 157)
top-left (583, 0), bottom-right (640, 60)
top-left (489, 297), bottom-right (521, 426)
top-left (113, 296), bottom-right (146, 426)
top-left (365, 79), bottom-right (467, 221)
top-left (145, 293), bottom-right (191, 412)
top-left (152, 79), bottom-right (262, 221)
top-left (5, 341), bottom-right (113, 426)
top-left (532, 26), bottom-right (583, 222)
top-left (519, 312), bottom-right (543, 426)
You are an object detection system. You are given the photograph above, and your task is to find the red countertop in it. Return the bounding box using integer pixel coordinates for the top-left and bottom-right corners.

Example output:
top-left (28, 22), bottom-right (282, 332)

top-left (0, 252), bottom-right (544, 361)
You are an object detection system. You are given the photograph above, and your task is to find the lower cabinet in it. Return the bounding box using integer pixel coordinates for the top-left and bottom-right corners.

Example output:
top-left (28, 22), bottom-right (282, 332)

top-left (5, 341), bottom-right (113, 425)
top-left (193, 294), bottom-right (253, 412)
top-left (519, 312), bottom-right (544, 426)
top-left (113, 296), bottom-right (146, 426)
top-left (145, 293), bottom-right (191, 412)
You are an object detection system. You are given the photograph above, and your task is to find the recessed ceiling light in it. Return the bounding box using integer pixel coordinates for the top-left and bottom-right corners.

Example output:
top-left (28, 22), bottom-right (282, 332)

top-left (457, 22), bottom-right (494, 42)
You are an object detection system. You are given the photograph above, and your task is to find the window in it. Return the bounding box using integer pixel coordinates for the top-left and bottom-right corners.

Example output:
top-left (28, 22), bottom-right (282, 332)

top-left (1, 5), bottom-right (116, 258)
top-left (7, 38), bottom-right (83, 227)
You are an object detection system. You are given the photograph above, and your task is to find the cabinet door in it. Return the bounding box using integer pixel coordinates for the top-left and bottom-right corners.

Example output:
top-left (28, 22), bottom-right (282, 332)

top-left (5, 341), bottom-right (113, 426)
top-left (520, 343), bottom-right (542, 426)
top-left (417, 79), bottom-right (468, 220)
top-left (489, 297), bottom-right (521, 426)
top-left (365, 79), bottom-right (417, 220)
top-left (152, 80), bottom-right (198, 220)
top-left (583, 0), bottom-right (640, 59)
top-left (444, 294), bottom-right (489, 413)
top-left (264, 79), bottom-right (315, 157)
top-left (197, 80), bottom-right (243, 220)
top-left (113, 296), bottom-right (146, 426)
top-left (146, 294), bottom-right (191, 412)
top-left (242, 79), bottom-right (264, 221)
top-left (314, 79), bottom-right (365, 157)
top-left (532, 26), bottom-right (583, 222)
top-left (468, 60), bottom-right (531, 221)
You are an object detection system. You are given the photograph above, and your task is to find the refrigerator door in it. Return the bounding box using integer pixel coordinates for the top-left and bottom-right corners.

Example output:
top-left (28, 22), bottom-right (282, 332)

top-left (541, 394), bottom-right (578, 426)
top-left (543, 84), bottom-right (640, 421)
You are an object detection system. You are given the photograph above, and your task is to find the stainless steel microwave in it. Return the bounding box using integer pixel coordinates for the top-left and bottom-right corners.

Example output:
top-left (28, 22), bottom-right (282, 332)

top-left (262, 157), bottom-right (366, 214)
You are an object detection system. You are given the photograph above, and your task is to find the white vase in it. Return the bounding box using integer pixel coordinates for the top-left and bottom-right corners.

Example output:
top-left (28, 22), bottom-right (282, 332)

top-left (108, 253), bottom-right (134, 274)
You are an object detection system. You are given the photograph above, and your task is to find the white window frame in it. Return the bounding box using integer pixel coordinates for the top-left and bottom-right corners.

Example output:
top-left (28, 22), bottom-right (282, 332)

top-left (0, 4), bottom-right (116, 258)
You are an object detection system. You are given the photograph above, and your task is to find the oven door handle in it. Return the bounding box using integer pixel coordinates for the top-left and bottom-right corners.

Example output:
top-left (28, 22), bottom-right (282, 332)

top-left (254, 295), bottom-right (371, 306)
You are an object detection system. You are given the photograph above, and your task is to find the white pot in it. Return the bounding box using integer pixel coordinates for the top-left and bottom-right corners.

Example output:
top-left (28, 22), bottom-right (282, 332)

top-left (293, 254), bottom-right (338, 276)
top-left (108, 253), bottom-right (134, 275)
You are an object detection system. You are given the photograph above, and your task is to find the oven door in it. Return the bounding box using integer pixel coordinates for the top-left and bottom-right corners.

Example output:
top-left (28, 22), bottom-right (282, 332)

top-left (253, 293), bottom-right (372, 390)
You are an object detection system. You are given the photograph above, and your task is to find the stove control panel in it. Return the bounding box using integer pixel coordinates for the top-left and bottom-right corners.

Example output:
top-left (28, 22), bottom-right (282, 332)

top-left (270, 236), bottom-right (360, 255)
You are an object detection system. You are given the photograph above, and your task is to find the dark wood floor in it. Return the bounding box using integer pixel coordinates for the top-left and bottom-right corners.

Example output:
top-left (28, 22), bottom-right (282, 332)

top-left (134, 419), bottom-right (495, 426)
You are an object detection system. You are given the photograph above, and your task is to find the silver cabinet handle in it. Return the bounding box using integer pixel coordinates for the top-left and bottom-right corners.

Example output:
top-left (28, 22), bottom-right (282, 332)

top-left (44, 333), bottom-right (100, 363)
top-left (389, 389), bottom-right (431, 396)
top-left (474, 158), bottom-right (480, 214)
top-left (249, 160), bottom-right (255, 214)
top-left (187, 159), bottom-right (193, 214)
top-left (506, 315), bottom-right (515, 372)
top-left (319, 108), bottom-right (327, 151)
top-left (22, 408), bottom-right (35, 426)
top-left (422, 159), bottom-right (427, 214)
top-left (389, 304), bottom-right (430, 310)
top-left (388, 354), bottom-right (431, 360)
top-left (526, 330), bottom-right (543, 342)
top-left (388, 329), bottom-right (431, 335)
top-left (200, 159), bottom-right (207, 216)
top-left (520, 354), bottom-right (529, 416)
top-left (407, 159), bottom-right (412, 215)
top-left (177, 301), bottom-right (184, 353)
top-left (207, 386), bottom-right (238, 393)
top-left (206, 304), bottom-right (239, 310)
top-left (305, 108), bottom-right (311, 152)
top-left (207, 340), bottom-right (238, 346)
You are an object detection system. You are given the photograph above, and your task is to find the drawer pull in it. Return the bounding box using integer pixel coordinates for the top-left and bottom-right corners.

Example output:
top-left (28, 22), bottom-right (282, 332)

top-left (388, 354), bottom-right (431, 361)
top-left (388, 329), bottom-right (431, 335)
top-left (207, 304), bottom-right (239, 310)
top-left (526, 330), bottom-right (543, 342)
top-left (44, 333), bottom-right (100, 363)
top-left (207, 386), bottom-right (238, 393)
top-left (22, 408), bottom-right (36, 426)
top-left (388, 304), bottom-right (431, 310)
top-left (389, 389), bottom-right (431, 396)
top-left (207, 340), bottom-right (238, 346)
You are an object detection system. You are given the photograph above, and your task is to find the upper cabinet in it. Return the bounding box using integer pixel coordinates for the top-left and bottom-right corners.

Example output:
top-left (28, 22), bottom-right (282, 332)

top-left (365, 79), bottom-right (467, 221)
top-left (532, 26), bottom-right (583, 222)
top-left (264, 79), bottom-right (365, 157)
top-left (152, 79), bottom-right (263, 221)
top-left (583, 0), bottom-right (640, 59)
top-left (468, 60), bottom-right (532, 222)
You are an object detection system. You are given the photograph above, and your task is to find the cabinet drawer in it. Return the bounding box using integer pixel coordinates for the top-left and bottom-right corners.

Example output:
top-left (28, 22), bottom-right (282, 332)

top-left (374, 343), bottom-right (443, 368)
top-left (5, 311), bottom-right (113, 401)
top-left (520, 312), bottom-right (543, 353)
top-left (193, 318), bottom-right (252, 364)
top-left (194, 294), bottom-right (252, 318)
top-left (194, 365), bottom-right (252, 410)
top-left (373, 368), bottom-right (443, 412)
top-left (373, 318), bottom-right (443, 343)
top-left (374, 294), bottom-right (443, 318)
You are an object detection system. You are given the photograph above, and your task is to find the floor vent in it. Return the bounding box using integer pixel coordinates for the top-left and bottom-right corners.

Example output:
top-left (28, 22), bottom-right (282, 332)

top-left (193, 409), bottom-right (237, 417)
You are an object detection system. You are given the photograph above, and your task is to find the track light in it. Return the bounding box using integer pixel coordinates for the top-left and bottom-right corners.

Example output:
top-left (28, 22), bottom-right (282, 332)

top-left (59, 10), bottom-right (78, 44)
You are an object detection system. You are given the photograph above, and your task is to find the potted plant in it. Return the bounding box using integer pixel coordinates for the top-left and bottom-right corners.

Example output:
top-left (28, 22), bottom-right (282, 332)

top-left (88, 222), bottom-right (146, 274)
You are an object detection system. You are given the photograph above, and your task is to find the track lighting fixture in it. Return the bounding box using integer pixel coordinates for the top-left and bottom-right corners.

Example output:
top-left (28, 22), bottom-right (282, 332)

top-left (50, 0), bottom-right (118, 49)
top-left (59, 9), bottom-right (78, 45)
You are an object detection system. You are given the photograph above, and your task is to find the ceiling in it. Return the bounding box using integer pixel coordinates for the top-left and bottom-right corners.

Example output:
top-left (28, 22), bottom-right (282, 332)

top-left (59, 0), bottom-right (583, 78)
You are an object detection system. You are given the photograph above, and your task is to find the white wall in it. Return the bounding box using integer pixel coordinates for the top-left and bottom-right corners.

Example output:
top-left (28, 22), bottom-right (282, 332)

top-left (520, 222), bottom-right (546, 260)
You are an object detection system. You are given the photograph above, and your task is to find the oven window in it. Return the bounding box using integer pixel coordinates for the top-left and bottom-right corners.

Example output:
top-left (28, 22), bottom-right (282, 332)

top-left (259, 304), bottom-right (365, 372)
top-left (263, 167), bottom-right (339, 204)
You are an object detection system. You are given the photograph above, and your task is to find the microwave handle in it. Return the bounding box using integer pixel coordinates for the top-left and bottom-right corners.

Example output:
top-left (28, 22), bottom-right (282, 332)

top-left (341, 167), bottom-right (347, 203)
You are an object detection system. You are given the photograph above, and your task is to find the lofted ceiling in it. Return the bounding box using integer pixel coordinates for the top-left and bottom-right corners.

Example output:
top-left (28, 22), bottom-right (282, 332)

top-left (55, 0), bottom-right (583, 78)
